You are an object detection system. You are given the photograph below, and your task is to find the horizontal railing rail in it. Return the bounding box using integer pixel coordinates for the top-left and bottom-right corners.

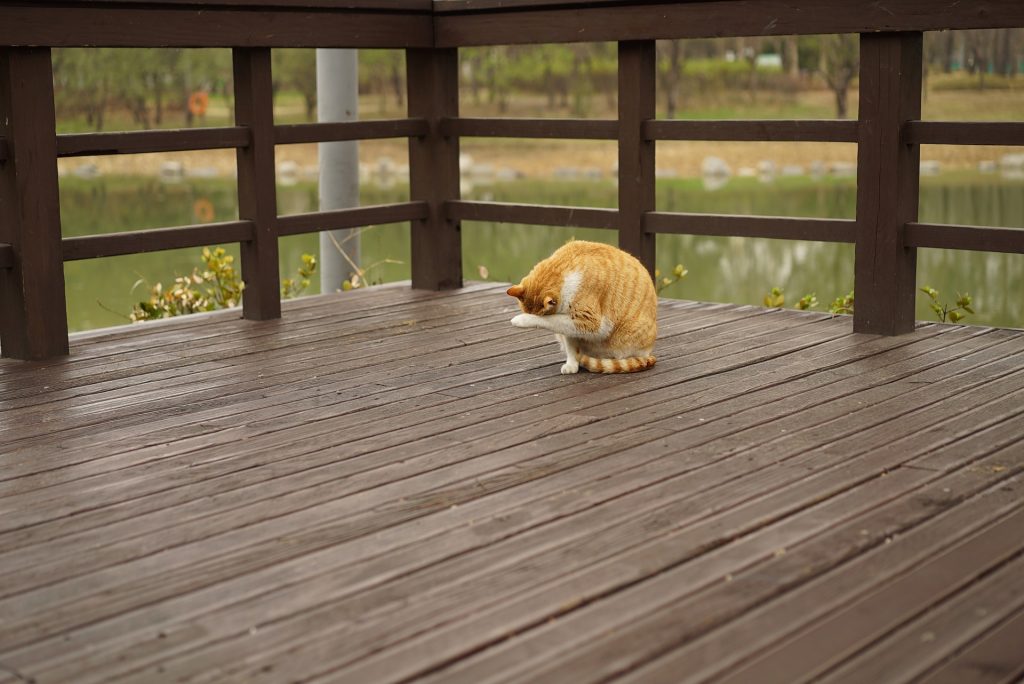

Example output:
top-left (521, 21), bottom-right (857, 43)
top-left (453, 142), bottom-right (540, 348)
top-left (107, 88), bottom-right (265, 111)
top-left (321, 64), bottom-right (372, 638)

top-left (277, 202), bottom-right (430, 237)
top-left (62, 221), bottom-right (256, 261)
top-left (56, 127), bottom-right (251, 157)
top-left (1, 0), bottom-right (1022, 360)
top-left (645, 214), bottom-right (858, 244)
top-left (903, 121), bottom-right (1024, 147)
top-left (441, 118), bottom-right (618, 140)
top-left (905, 223), bottom-right (1024, 255)
top-left (275, 118), bottom-right (429, 145)
top-left (644, 119), bottom-right (859, 143)
top-left (446, 200), bottom-right (620, 230)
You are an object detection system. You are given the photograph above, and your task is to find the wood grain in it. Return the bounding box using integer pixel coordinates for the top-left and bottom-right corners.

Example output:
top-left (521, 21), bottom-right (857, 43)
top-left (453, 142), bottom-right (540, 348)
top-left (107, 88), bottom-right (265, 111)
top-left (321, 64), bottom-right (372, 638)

top-left (1, 288), bottom-right (1022, 683)
top-left (233, 47), bottom-right (281, 320)
top-left (854, 32), bottom-right (922, 335)
top-left (0, 48), bottom-right (68, 359)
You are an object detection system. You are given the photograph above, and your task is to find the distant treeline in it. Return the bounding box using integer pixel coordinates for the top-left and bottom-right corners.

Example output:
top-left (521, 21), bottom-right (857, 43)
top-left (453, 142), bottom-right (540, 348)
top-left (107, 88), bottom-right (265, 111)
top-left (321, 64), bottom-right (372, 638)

top-left (52, 29), bottom-right (1020, 130)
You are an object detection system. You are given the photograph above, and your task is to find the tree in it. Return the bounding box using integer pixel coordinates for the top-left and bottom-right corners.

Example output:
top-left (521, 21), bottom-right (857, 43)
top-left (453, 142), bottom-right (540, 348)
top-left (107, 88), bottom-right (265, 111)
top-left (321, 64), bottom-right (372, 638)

top-left (819, 34), bottom-right (858, 119)
top-left (657, 40), bottom-right (685, 119)
top-left (360, 50), bottom-right (405, 114)
top-left (273, 49), bottom-right (317, 121)
top-left (783, 36), bottom-right (800, 78)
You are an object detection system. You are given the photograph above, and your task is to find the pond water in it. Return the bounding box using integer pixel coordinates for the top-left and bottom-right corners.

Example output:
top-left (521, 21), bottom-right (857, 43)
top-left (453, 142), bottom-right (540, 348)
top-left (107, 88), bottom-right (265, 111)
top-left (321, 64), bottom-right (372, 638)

top-left (60, 172), bottom-right (1024, 331)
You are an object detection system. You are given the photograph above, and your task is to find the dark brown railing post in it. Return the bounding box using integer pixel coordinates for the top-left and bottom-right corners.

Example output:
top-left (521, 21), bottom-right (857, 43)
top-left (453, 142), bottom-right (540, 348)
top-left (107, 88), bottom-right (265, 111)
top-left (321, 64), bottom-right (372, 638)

top-left (407, 48), bottom-right (462, 290)
top-left (854, 32), bottom-right (923, 335)
top-left (0, 48), bottom-right (69, 359)
top-left (618, 40), bottom-right (657, 277)
top-left (233, 47), bottom-right (281, 320)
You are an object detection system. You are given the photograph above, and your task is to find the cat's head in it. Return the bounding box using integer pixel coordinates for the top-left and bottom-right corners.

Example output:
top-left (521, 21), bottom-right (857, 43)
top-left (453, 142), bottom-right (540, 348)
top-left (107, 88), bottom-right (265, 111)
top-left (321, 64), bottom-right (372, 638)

top-left (507, 280), bottom-right (558, 315)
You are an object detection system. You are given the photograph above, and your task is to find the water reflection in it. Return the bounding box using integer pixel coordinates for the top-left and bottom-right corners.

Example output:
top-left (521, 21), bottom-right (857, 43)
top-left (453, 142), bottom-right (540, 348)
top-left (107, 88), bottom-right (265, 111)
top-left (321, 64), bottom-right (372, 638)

top-left (59, 174), bottom-right (1023, 331)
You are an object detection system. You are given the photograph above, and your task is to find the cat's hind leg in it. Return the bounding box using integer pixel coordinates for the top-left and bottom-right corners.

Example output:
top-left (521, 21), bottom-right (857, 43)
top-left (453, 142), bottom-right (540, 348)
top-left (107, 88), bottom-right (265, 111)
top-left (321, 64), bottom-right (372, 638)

top-left (555, 334), bottom-right (579, 375)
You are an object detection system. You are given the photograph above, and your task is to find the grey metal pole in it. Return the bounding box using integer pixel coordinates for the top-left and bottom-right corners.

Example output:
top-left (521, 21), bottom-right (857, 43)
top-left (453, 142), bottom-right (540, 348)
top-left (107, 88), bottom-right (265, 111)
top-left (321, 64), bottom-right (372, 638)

top-left (316, 49), bottom-right (359, 293)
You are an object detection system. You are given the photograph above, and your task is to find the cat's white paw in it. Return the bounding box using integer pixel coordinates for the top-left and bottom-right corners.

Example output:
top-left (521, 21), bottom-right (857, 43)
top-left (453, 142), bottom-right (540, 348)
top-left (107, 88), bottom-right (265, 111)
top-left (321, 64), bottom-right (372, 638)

top-left (511, 313), bottom-right (534, 328)
top-left (560, 361), bottom-right (580, 375)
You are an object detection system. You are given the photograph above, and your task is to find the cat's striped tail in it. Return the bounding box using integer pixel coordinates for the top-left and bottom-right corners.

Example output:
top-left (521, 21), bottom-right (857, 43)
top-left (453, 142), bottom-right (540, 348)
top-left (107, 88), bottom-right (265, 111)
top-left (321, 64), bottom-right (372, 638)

top-left (578, 354), bottom-right (656, 373)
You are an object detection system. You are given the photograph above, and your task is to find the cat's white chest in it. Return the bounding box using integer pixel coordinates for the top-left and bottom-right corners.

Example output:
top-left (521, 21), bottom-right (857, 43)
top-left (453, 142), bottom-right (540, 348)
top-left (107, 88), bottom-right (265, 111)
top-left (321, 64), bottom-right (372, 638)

top-left (558, 270), bottom-right (583, 313)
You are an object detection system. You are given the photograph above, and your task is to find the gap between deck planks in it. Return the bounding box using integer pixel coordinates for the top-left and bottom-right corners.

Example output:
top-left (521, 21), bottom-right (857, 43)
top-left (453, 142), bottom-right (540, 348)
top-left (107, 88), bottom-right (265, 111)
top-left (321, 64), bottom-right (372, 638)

top-left (1, 285), bottom-right (1022, 683)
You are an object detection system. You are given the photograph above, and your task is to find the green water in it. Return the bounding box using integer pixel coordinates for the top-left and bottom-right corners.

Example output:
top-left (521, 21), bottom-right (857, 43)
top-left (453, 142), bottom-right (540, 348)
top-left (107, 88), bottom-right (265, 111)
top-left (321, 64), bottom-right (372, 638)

top-left (60, 173), bottom-right (1024, 331)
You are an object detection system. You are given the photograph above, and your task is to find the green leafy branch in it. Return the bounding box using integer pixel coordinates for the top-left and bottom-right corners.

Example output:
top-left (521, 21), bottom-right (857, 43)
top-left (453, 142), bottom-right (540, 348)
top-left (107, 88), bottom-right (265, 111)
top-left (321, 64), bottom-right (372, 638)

top-left (281, 253), bottom-right (317, 299)
top-left (920, 286), bottom-right (974, 323)
top-left (130, 247), bottom-right (316, 322)
top-left (655, 264), bottom-right (688, 293)
top-left (765, 285), bottom-right (976, 323)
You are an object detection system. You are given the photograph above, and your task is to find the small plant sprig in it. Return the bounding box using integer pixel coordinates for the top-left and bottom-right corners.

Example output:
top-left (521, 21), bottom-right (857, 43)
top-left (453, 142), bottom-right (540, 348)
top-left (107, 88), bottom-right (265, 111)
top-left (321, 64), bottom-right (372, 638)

top-left (281, 253), bottom-right (317, 299)
top-left (656, 264), bottom-right (688, 293)
top-left (764, 286), bottom-right (854, 315)
top-left (130, 248), bottom-right (315, 322)
top-left (920, 286), bottom-right (974, 323)
top-left (796, 293), bottom-right (819, 310)
top-left (829, 291), bottom-right (855, 315)
top-left (763, 286), bottom-right (785, 307)
top-left (764, 287), bottom-right (819, 311)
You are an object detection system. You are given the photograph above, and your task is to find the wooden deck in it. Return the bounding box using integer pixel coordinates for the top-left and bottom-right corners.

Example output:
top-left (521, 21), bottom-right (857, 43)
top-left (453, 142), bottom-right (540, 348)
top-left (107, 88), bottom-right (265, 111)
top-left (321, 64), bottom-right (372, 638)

top-left (1, 283), bottom-right (1022, 683)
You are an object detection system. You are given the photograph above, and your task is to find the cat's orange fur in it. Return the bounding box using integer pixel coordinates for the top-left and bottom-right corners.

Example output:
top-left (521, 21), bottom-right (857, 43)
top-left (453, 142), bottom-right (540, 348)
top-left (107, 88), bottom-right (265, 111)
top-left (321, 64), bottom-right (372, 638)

top-left (507, 240), bottom-right (657, 374)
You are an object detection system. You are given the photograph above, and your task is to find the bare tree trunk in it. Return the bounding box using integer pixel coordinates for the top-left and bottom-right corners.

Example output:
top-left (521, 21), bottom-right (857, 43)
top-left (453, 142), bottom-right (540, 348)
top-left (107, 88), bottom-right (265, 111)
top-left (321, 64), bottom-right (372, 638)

top-left (784, 36), bottom-right (800, 78)
top-left (834, 86), bottom-right (848, 119)
top-left (941, 31), bottom-right (956, 73)
top-left (661, 39), bottom-right (683, 119)
top-left (996, 29), bottom-right (1014, 76)
top-left (155, 79), bottom-right (164, 125)
top-left (390, 62), bottom-right (405, 109)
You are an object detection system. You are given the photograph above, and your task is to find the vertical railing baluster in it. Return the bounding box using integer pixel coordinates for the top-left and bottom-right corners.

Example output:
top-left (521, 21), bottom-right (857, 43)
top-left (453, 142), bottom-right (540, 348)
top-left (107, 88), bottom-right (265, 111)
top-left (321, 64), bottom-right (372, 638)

top-left (618, 40), bottom-right (657, 278)
top-left (233, 47), bottom-right (281, 320)
top-left (854, 32), bottom-right (923, 335)
top-left (407, 48), bottom-right (462, 290)
top-left (0, 48), bottom-right (69, 359)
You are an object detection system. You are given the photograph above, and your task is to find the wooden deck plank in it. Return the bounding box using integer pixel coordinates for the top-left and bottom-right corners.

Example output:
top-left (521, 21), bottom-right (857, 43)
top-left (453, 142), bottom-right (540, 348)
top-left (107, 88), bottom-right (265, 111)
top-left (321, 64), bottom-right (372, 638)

top-left (0, 304), bottom-right (778, 518)
top-left (413, 447), bottom-right (1024, 684)
top-left (0, 318), bottom-right (926, 601)
top-left (0, 321), bottom-right (983, 593)
top-left (1, 287), bottom-right (1021, 683)
top-left (0, 297), bottom-right (583, 456)
top-left (0, 300), bottom-right (531, 443)
top-left (0, 309), bottom-right (823, 597)
top-left (0, 301), bottom-right (729, 501)
top-left (0, 284), bottom-right (507, 397)
top-left (0, 296), bottom-right (716, 455)
top-left (0, 285), bottom-right (507, 403)
top-left (0, 296), bottom-right (714, 438)
top-left (915, 609), bottom-right (1024, 684)
top-left (819, 553), bottom-right (1024, 683)
top-left (0, 319), bottom-right (872, 634)
top-left (714, 507), bottom-right (1024, 684)
top-left (22, 335), bottom-right (1015, 679)
top-left (605, 422), bottom-right (1024, 683)
top-left (0, 322), bottom-right (942, 603)
top-left (295, 390), bottom-right (1024, 684)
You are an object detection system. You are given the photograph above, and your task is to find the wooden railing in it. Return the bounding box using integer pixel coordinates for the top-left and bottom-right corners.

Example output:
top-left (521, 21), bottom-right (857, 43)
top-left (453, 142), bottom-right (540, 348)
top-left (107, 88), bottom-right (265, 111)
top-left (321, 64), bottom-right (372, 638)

top-left (1, 0), bottom-right (1023, 359)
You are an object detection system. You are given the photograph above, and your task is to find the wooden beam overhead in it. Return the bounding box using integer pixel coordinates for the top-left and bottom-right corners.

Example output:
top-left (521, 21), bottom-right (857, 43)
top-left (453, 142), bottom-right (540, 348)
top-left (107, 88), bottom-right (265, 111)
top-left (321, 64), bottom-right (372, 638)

top-left (435, 0), bottom-right (1024, 46)
top-left (0, 7), bottom-right (433, 48)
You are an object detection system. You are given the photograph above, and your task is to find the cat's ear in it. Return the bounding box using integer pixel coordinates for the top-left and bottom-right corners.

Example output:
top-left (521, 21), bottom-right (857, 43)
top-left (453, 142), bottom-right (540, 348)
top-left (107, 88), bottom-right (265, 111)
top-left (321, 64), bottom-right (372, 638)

top-left (507, 285), bottom-right (525, 300)
top-left (543, 296), bottom-right (557, 311)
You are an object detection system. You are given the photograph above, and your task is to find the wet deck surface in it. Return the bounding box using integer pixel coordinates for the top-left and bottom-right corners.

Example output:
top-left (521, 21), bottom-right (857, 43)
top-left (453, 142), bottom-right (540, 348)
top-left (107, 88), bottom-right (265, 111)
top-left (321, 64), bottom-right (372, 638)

top-left (1, 283), bottom-right (1022, 683)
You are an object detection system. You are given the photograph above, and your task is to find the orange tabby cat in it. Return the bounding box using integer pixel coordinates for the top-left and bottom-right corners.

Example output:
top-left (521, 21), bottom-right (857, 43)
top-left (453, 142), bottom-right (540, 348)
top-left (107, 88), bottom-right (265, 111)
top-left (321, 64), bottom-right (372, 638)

top-left (507, 240), bottom-right (657, 374)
